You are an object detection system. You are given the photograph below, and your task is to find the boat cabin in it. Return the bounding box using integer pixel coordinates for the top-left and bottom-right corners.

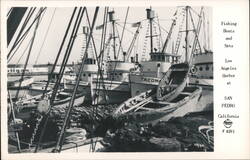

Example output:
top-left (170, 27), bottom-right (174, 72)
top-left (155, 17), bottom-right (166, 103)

top-left (137, 52), bottom-right (181, 78)
top-left (73, 58), bottom-right (99, 82)
top-left (107, 60), bottom-right (135, 82)
top-left (149, 52), bottom-right (180, 63)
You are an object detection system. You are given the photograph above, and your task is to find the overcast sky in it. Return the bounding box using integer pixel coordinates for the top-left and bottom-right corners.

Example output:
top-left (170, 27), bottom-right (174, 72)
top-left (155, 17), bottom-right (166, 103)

top-left (7, 6), bottom-right (212, 65)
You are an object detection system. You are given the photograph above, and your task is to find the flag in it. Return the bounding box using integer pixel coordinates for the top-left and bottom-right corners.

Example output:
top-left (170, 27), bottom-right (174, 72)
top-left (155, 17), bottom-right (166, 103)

top-left (96, 24), bottom-right (104, 30)
top-left (131, 22), bottom-right (141, 27)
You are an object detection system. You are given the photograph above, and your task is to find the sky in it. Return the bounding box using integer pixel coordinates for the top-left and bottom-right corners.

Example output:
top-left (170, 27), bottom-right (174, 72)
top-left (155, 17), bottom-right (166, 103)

top-left (7, 6), bottom-right (212, 65)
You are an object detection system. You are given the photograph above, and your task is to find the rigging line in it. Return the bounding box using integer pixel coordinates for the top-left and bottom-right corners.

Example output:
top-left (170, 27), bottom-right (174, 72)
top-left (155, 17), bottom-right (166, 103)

top-left (7, 9), bottom-right (46, 63)
top-left (41, 7), bottom-right (77, 99)
top-left (7, 8), bottom-right (13, 17)
top-left (126, 23), bottom-right (141, 61)
top-left (9, 8), bottom-right (46, 64)
top-left (86, 7), bottom-right (108, 105)
top-left (35, 7), bottom-right (80, 153)
top-left (108, 24), bottom-right (123, 89)
top-left (202, 11), bottom-right (206, 50)
top-left (117, 7), bottom-right (129, 58)
top-left (95, 7), bottom-right (109, 105)
top-left (15, 8), bottom-right (43, 99)
top-left (55, 7), bottom-right (98, 153)
top-left (9, 7), bottom-right (35, 48)
top-left (156, 13), bottom-right (164, 49)
top-left (115, 24), bottom-right (125, 57)
top-left (35, 8), bottom-right (57, 64)
top-left (15, 39), bottom-right (32, 64)
top-left (189, 7), bottom-right (203, 65)
top-left (190, 7), bottom-right (200, 17)
top-left (18, 7), bottom-right (47, 64)
top-left (152, 20), bottom-right (169, 34)
top-left (85, 7), bottom-right (107, 151)
top-left (7, 37), bottom-right (31, 63)
top-left (7, 7), bottom-right (36, 58)
top-left (8, 7), bottom-right (37, 58)
top-left (115, 22), bottom-right (134, 34)
top-left (55, 7), bottom-right (85, 151)
top-left (37, 7), bottom-right (84, 153)
top-left (51, 7), bottom-right (83, 107)
top-left (8, 90), bottom-right (22, 153)
top-left (98, 7), bottom-right (108, 59)
top-left (8, 8), bottom-right (47, 59)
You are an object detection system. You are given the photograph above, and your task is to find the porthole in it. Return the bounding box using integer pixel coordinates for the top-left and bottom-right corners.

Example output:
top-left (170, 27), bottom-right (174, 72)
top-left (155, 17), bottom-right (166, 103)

top-left (199, 67), bottom-right (203, 71)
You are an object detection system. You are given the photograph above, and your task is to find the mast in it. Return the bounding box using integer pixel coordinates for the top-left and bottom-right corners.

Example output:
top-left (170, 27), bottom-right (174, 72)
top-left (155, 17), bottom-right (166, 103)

top-left (146, 7), bottom-right (154, 53)
top-left (207, 18), bottom-right (210, 50)
top-left (108, 10), bottom-right (116, 60)
top-left (83, 26), bottom-right (89, 58)
top-left (162, 19), bottom-right (176, 53)
top-left (185, 6), bottom-right (189, 62)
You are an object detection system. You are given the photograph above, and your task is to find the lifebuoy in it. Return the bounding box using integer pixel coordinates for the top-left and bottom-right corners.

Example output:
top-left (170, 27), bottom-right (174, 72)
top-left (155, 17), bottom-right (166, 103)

top-left (190, 66), bottom-right (197, 74)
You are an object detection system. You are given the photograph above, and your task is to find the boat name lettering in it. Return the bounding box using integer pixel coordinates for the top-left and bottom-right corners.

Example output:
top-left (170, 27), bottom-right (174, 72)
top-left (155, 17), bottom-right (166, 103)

top-left (142, 77), bottom-right (159, 83)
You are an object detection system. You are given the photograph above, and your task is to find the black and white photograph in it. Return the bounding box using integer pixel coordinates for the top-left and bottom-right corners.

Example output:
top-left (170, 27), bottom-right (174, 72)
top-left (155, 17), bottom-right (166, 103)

top-left (5, 6), bottom-right (214, 153)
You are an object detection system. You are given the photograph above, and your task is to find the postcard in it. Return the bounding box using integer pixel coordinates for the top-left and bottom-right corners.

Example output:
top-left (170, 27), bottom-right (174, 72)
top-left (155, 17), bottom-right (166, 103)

top-left (1, 0), bottom-right (249, 159)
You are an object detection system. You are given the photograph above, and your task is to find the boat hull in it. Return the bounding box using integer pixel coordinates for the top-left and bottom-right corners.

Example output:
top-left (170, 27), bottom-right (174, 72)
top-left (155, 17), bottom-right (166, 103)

top-left (129, 73), bottom-right (159, 97)
top-left (14, 93), bottom-right (86, 120)
top-left (63, 82), bottom-right (92, 103)
top-left (8, 77), bottom-right (34, 89)
top-left (189, 77), bottom-right (213, 89)
top-left (91, 80), bottom-right (131, 105)
top-left (115, 86), bottom-right (202, 125)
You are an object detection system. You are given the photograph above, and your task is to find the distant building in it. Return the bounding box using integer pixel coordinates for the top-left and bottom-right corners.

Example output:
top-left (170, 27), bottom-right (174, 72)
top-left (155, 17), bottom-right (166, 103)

top-left (7, 64), bottom-right (32, 74)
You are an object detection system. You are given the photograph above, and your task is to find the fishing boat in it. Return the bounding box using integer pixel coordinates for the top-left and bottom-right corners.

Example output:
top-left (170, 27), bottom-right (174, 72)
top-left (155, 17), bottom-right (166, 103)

top-left (113, 60), bottom-right (202, 124)
top-left (91, 10), bottom-right (137, 105)
top-left (8, 76), bottom-right (34, 89)
top-left (189, 50), bottom-right (213, 88)
top-left (28, 81), bottom-right (55, 96)
top-left (113, 6), bottom-right (206, 124)
top-left (188, 8), bottom-right (213, 89)
top-left (63, 26), bottom-right (100, 104)
top-left (129, 7), bottom-right (181, 97)
top-left (91, 60), bottom-right (135, 105)
top-left (113, 85), bottom-right (202, 125)
top-left (63, 57), bottom-right (99, 103)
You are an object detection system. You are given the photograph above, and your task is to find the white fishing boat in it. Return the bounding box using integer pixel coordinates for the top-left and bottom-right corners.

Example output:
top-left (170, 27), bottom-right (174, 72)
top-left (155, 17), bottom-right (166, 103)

top-left (91, 10), bottom-right (137, 105)
top-left (63, 57), bottom-right (99, 103)
top-left (129, 8), bottom-right (181, 97)
top-left (91, 60), bottom-right (135, 104)
top-left (189, 50), bottom-right (213, 88)
top-left (188, 8), bottom-right (213, 89)
top-left (113, 62), bottom-right (202, 124)
top-left (63, 26), bottom-right (99, 103)
top-left (8, 76), bottom-right (34, 89)
top-left (113, 6), bottom-right (206, 124)
top-left (28, 81), bottom-right (55, 96)
top-left (113, 86), bottom-right (202, 125)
